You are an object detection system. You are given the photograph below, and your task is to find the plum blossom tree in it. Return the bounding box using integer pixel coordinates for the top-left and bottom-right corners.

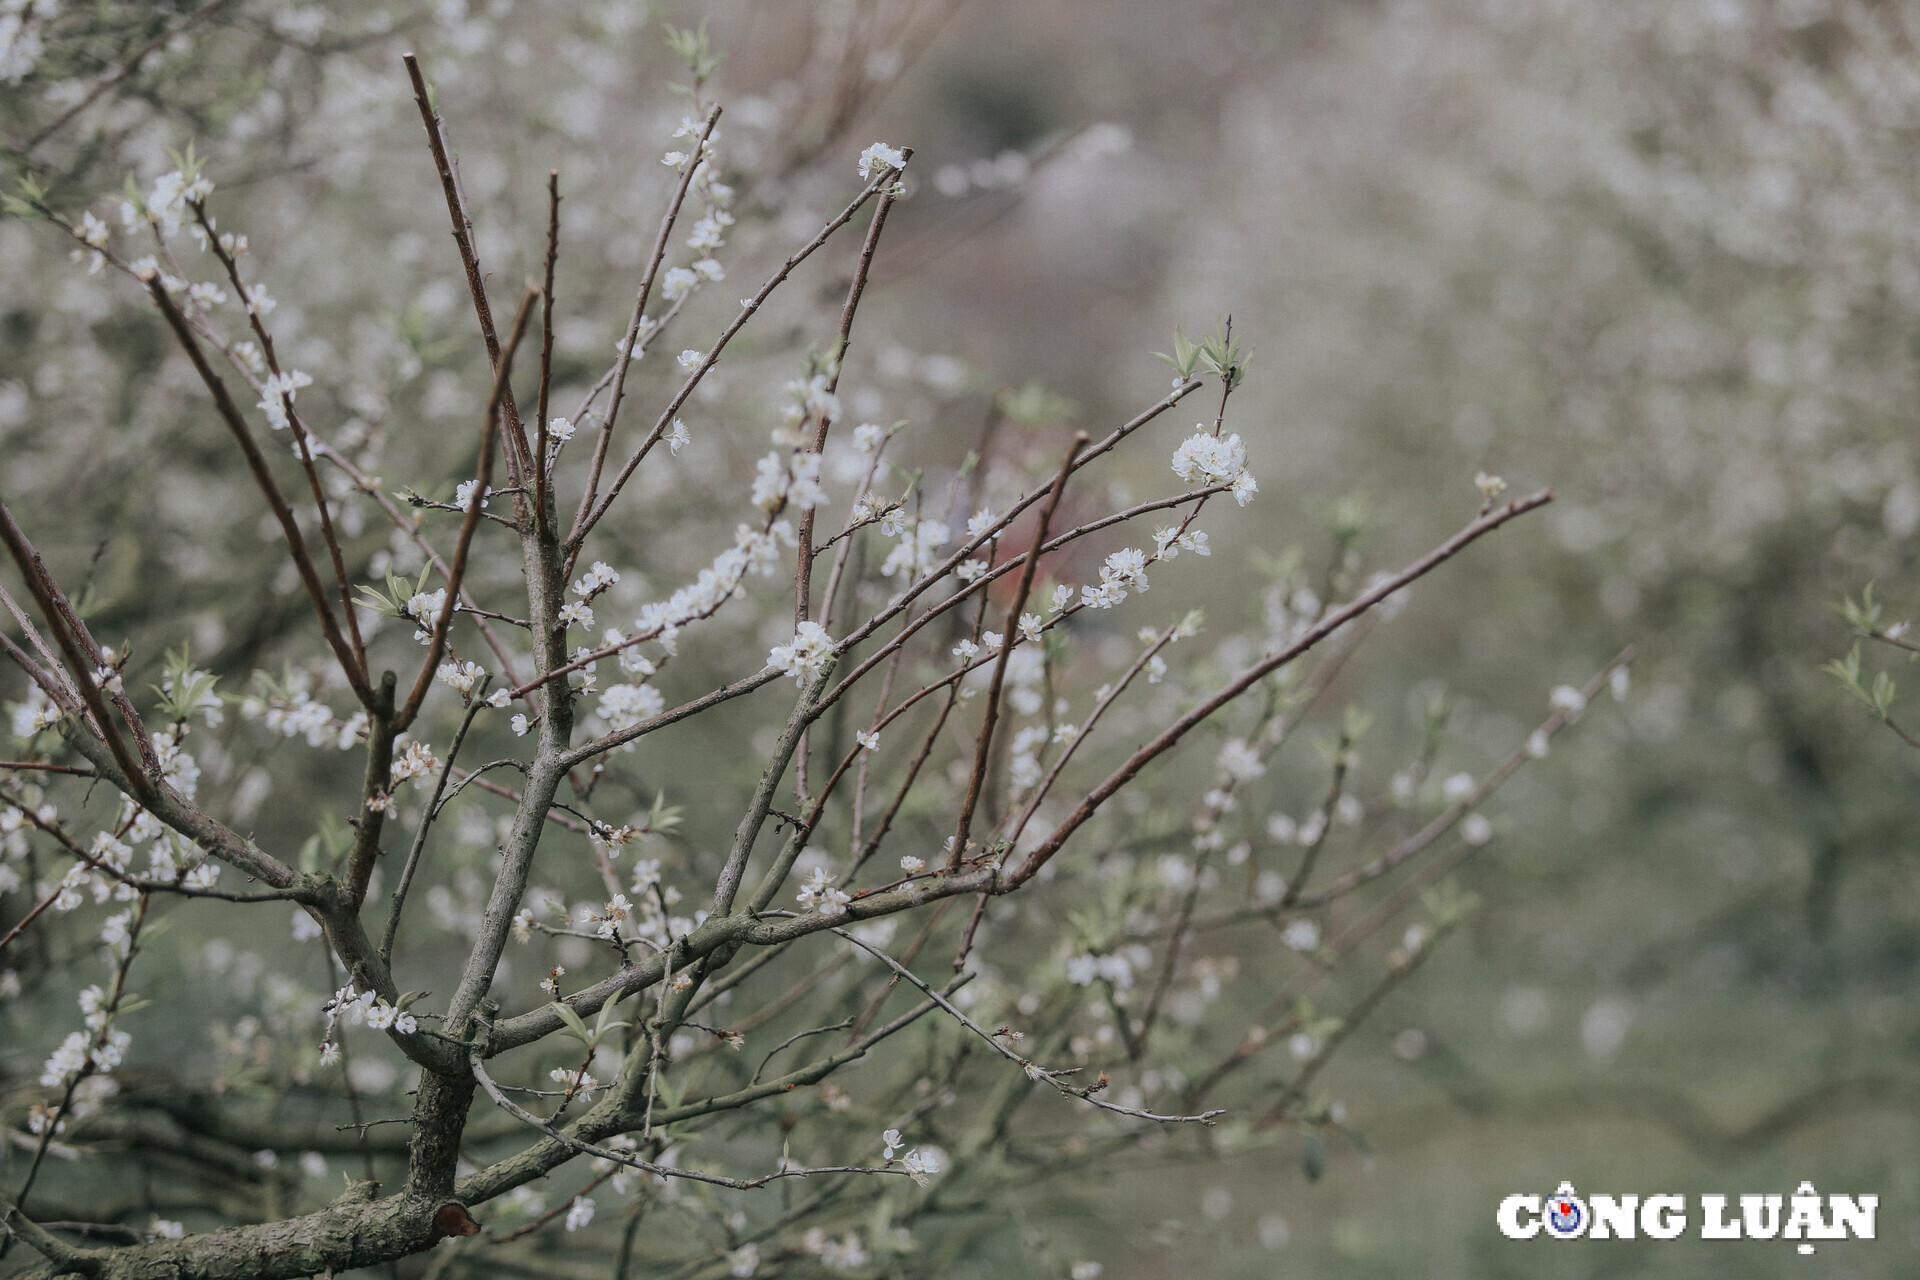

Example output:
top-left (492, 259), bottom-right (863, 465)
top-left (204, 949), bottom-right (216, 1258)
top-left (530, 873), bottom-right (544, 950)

top-left (0, 25), bottom-right (1628, 1280)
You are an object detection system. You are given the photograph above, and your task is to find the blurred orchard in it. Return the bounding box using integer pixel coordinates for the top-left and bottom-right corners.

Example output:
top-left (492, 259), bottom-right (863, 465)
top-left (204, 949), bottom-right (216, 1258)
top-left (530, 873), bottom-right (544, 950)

top-left (1, 2), bottom-right (1918, 1278)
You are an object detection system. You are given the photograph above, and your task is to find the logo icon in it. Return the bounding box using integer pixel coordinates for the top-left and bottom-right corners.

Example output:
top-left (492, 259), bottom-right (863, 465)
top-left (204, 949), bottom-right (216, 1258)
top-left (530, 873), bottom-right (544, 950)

top-left (1543, 1182), bottom-right (1588, 1239)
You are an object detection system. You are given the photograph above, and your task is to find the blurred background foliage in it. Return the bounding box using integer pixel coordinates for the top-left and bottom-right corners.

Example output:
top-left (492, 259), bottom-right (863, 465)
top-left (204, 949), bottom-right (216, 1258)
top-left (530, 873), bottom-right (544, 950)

top-left (3, 0), bottom-right (1919, 1276)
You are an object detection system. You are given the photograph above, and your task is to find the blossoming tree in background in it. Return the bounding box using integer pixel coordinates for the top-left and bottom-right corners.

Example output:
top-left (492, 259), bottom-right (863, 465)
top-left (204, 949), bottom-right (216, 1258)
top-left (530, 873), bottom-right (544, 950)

top-left (0, 19), bottom-right (1630, 1280)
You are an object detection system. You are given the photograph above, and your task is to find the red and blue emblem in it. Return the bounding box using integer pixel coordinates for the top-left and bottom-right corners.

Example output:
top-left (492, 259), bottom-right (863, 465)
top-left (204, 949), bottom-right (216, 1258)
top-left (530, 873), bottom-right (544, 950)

top-left (1543, 1182), bottom-right (1588, 1239)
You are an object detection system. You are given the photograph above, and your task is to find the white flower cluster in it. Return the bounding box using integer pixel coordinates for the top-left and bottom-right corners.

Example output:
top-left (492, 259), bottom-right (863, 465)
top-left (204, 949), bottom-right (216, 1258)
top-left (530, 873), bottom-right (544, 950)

top-left (1009, 724), bottom-right (1050, 790)
top-left (1080, 547), bottom-right (1150, 610)
top-left (858, 142), bottom-right (906, 180)
top-left (256, 369), bottom-right (313, 432)
top-left (1549, 684), bottom-right (1588, 715)
top-left (595, 681), bottom-right (665, 734)
top-left (0, 0), bottom-right (57, 87)
top-left (806, 1228), bottom-right (871, 1272)
top-left (320, 982), bottom-right (416, 1063)
top-left (434, 660), bottom-right (485, 694)
top-left (549, 1066), bottom-right (600, 1099)
top-left (73, 210), bottom-right (110, 275)
top-left (631, 877), bottom-right (706, 948)
top-left (595, 893), bottom-right (633, 940)
top-left (389, 739), bottom-right (440, 789)
top-left (1065, 951), bottom-right (1136, 989)
top-left (241, 686), bottom-right (366, 750)
top-left (661, 255), bottom-right (725, 301)
top-left (879, 1128), bottom-right (942, 1185)
top-left (1170, 428), bottom-right (1258, 505)
top-left (629, 522), bottom-right (794, 654)
top-left (687, 208), bottom-right (733, 253)
top-left (751, 450), bottom-right (827, 511)
top-left (40, 1025), bottom-right (129, 1088)
top-left (1216, 738), bottom-right (1266, 782)
top-left (769, 621), bottom-right (835, 683)
top-left (795, 866), bottom-right (851, 917)
top-left (10, 685), bottom-right (60, 737)
top-left (778, 372), bottom-right (842, 442)
top-left (140, 167), bottom-right (215, 240)
top-left (404, 587), bottom-right (448, 644)
top-left (1152, 525), bottom-right (1210, 560)
top-left (880, 517), bottom-right (949, 581)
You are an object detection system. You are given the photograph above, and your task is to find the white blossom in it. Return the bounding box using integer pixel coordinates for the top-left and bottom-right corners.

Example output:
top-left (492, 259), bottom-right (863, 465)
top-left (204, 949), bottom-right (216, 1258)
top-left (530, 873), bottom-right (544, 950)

top-left (661, 266), bottom-right (698, 301)
top-left (255, 369), bottom-right (312, 431)
top-left (769, 621), bottom-right (835, 682)
top-left (1170, 428), bottom-right (1251, 491)
top-left (596, 682), bottom-right (664, 733)
top-left (1217, 738), bottom-right (1265, 782)
top-left (858, 142), bottom-right (906, 179)
top-left (435, 660), bottom-right (485, 694)
top-left (795, 866), bottom-right (850, 916)
top-left (1281, 919), bottom-right (1321, 952)
top-left (1549, 684), bottom-right (1588, 715)
top-left (574, 561), bottom-right (621, 595)
top-left (900, 1147), bottom-right (940, 1186)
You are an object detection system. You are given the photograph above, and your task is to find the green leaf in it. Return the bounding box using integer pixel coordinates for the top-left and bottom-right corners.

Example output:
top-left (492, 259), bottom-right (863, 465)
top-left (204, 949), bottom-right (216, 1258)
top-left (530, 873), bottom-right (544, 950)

top-left (1871, 669), bottom-right (1897, 717)
top-left (1197, 320), bottom-right (1251, 390)
top-left (592, 1002), bottom-right (631, 1039)
top-left (663, 19), bottom-right (723, 82)
top-left (552, 1002), bottom-right (592, 1044)
top-left (1331, 491), bottom-right (1370, 542)
top-left (647, 790), bottom-right (684, 834)
top-left (1836, 583), bottom-right (1881, 636)
top-left (1152, 325), bottom-right (1201, 381)
top-left (2, 173), bottom-right (49, 220)
top-left (152, 645), bottom-right (224, 722)
top-left (996, 379), bottom-right (1077, 428)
